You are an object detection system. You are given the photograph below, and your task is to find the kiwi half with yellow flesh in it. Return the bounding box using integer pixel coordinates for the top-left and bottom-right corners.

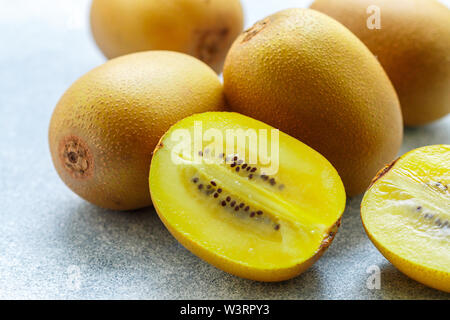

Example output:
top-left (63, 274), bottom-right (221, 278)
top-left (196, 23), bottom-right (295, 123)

top-left (361, 145), bottom-right (450, 292)
top-left (149, 112), bottom-right (346, 281)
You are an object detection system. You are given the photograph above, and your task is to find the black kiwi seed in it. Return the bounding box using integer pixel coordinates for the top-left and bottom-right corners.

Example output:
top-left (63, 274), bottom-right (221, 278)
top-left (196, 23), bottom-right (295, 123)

top-left (251, 167), bottom-right (257, 173)
top-left (231, 163), bottom-right (236, 168)
top-left (235, 206), bottom-right (239, 212)
top-left (198, 184), bottom-right (203, 190)
top-left (242, 164), bottom-right (247, 169)
top-left (257, 211), bottom-right (263, 215)
top-left (239, 203), bottom-right (245, 208)
top-left (226, 196), bottom-right (231, 202)
top-left (233, 156), bottom-right (238, 161)
top-left (207, 185), bottom-right (212, 189)
top-left (192, 178), bottom-right (199, 183)
top-left (210, 181), bottom-right (217, 186)
top-left (244, 206), bottom-right (249, 211)
top-left (261, 175), bottom-right (268, 181)
top-left (416, 206), bottom-right (422, 211)
top-left (198, 151), bottom-right (203, 156)
top-left (248, 174), bottom-right (253, 179)
top-left (250, 212), bottom-right (256, 217)
top-left (230, 201), bottom-right (236, 207)
top-left (221, 201), bottom-right (226, 207)
top-left (274, 224), bottom-right (280, 231)
top-left (214, 193), bottom-right (219, 198)
top-left (236, 167), bottom-right (240, 172)
top-left (269, 178), bottom-right (276, 186)
top-left (217, 188), bottom-right (222, 193)
top-left (246, 167), bottom-right (251, 171)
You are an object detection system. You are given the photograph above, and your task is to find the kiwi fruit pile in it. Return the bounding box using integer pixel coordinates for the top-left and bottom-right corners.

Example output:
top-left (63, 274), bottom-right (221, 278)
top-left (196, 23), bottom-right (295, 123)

top-left (49, 0), bottom-right (449, 289)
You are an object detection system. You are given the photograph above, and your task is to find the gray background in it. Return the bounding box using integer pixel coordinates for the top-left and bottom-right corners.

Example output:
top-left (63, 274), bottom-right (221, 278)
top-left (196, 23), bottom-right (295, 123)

top-left (0, 0), bottom-right (449, 299)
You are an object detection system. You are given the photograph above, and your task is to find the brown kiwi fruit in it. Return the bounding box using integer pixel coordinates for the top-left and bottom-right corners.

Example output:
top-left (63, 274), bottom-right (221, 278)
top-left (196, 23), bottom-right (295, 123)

top-left (311, 0), bottom-right (450, 126)
top-left (223, 8), bottom-right (403, 196)
top-left (90, 0), bottom-right (244, 73)
top-left (49, 51), bottom-right (225, 210)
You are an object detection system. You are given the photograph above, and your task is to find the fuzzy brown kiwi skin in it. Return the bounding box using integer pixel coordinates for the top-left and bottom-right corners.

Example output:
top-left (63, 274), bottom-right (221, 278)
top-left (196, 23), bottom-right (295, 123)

top-left (150, 139), bottom-right (343, 281)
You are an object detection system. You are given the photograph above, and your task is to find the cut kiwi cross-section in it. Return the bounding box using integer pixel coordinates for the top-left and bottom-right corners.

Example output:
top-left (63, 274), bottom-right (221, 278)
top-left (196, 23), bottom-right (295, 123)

top-left (149, 112), bottom-right (346, 281)
top-left (361, 145), bottom-right (450, 292)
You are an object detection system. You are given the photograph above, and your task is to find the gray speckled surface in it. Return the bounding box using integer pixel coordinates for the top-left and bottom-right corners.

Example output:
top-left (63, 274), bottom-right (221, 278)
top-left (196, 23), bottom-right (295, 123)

top-left (0, 0), bottom-right (449, 299)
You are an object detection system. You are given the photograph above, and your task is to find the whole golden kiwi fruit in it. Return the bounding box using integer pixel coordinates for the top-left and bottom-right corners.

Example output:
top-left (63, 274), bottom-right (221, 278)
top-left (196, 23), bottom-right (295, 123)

top-left (223, 8), bottom-right (403, 196)
top-left (49, 51), bottom-right (225, 210)
top-left (90, 0), bottom-right (244, 73)
top-left (310, 0), bottom-right (450, 126)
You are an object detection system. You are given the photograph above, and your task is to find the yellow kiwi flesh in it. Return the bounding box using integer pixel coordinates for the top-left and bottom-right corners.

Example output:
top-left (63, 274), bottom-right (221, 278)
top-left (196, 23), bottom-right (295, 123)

top-left (311, 0), bottom-right (450, 126)
top-left (223, 8), bottom-right (403, 196)
top-left (149, 112), bottom-right (346, 281)
top-left (361, 145), bottom-right (450, 292)
top-left (90, 0), bottom-right (244, 73)
top-left (49, 51), bottom-right (225, 210)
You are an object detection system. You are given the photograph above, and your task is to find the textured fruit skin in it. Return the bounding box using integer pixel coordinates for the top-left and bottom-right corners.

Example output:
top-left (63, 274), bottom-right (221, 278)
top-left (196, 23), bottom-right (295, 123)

top-left (90, 0), bottom-right (244, 73)
top-left (361, 145), bottom-right (450, 292)
top-left (49, 51), bottom-right (225, 210)
top-left (223, 8), bottom-right (403, 196)
top-left (311, 0), bottom-right (450, 126)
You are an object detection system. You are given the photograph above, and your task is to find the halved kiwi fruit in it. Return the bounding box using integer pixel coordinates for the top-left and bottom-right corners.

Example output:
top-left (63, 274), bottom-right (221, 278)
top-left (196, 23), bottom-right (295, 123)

top-left (361, 145), bottom-right (450, 292)
top-left (149, 112), bottom-right (346, 281)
